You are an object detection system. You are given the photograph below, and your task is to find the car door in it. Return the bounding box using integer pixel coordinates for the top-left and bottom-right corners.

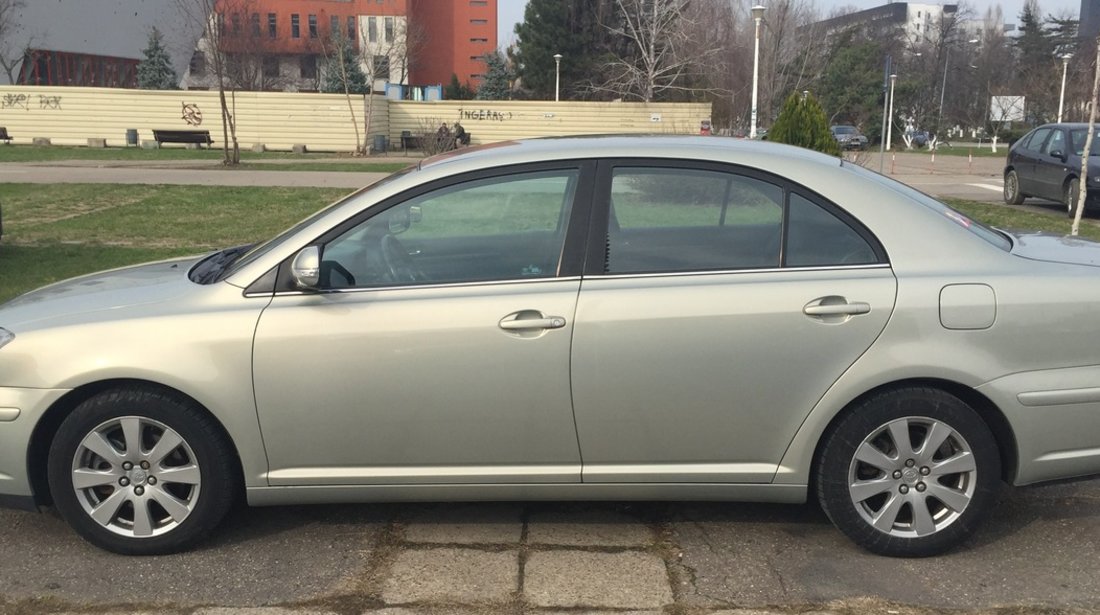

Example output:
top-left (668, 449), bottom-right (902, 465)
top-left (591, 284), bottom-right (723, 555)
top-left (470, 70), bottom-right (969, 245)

top-left (252, 163), bottom-right (594, 486)
top-left (1035, 127), bottom-right (1070, 202)
top-left (1013, 127), bottom-right (1051, 196)
top-left (570, 161), bottom-right (897, 484)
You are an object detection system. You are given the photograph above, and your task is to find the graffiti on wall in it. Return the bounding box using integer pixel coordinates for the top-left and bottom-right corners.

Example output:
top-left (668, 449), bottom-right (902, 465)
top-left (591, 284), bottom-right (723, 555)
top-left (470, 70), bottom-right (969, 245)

top-left (457, 108), bottom-right (513, 122)
top-left (1, 93), bottom-right (64, 111)
top-left (181, 102), bottom-right (203, 126)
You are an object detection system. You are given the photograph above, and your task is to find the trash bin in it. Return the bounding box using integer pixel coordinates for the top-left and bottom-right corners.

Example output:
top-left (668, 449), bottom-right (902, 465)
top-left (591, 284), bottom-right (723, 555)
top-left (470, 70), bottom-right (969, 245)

top-left (126, 129), bottom-right (138, 146)
top-left (372, 134), bottom-right (387, 153)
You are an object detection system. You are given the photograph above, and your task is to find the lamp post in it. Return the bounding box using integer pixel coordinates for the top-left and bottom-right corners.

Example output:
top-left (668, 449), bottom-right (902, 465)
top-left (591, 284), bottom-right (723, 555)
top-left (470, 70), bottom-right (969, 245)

top-left (554, 53), bottom-right (563, 102)
top-left (749, 4), bottom-right (765, 139)
top-left (938, 39), bottom-right (980, 129)
top-left (1058, 54), bottom-right (1072, 122)
top-left (886, 73), bottom-right (897, 150)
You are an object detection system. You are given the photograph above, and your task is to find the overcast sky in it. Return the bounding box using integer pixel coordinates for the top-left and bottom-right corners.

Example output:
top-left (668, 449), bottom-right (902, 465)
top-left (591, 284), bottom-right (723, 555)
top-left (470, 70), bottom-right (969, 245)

top-left (495, 0), bottom-right (1084, 49)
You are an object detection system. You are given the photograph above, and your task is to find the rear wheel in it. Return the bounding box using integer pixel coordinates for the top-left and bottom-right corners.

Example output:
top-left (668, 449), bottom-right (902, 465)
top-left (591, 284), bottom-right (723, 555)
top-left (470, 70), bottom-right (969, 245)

top-left (1003, 170), bottom-right (1025, 205)
top-left (1065, 178), bottom-right (1082, 218)
top-left (816, 388), bottom-right (1001, 557)
top-left (47, 387), bottom-right (237, 555)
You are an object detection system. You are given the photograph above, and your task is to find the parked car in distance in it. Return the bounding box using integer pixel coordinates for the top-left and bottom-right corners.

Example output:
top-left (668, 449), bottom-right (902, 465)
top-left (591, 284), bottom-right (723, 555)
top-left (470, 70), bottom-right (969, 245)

top-left (831, 125), bottom-right (868, 149)
top-left (911, 130), bottom-right (930, 148)
top-left (4, 136), bottom-right (1100, 558)
top-left (1004, 123), bottom-right (1100, 216)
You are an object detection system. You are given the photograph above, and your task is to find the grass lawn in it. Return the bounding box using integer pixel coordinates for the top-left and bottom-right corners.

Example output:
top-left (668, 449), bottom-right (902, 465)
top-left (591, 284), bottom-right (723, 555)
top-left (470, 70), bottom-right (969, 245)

top-left (1, 183), bottom-right (1098, 304)
top-left (0, 145), bottom-right (417, 173)
top-left (0, 183), bottom-right (349, 302)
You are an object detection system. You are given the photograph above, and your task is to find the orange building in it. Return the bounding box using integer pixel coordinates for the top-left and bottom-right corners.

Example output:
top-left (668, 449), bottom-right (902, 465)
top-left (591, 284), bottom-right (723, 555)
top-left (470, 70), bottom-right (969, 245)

top-left (200, 0), bottom-right (496, 93)
top-left (408, 0), bottom-right (498, 89)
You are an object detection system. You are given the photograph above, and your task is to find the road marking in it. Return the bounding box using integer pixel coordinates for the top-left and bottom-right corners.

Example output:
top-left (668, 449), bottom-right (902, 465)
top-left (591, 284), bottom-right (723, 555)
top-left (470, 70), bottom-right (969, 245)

top-left (966, 183), bottom-right (1003, 193)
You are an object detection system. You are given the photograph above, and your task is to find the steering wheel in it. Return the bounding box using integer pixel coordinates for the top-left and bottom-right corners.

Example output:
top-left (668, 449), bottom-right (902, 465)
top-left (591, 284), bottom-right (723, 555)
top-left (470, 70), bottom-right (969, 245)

top-left (379, 233), bottom-right (426, 283)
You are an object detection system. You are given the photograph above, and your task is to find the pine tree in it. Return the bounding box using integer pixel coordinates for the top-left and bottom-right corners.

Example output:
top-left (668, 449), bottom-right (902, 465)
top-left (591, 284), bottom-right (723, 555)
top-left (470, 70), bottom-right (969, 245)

top-left (136, 27), bottom-right (178, 90)
top-left (475, 52), bottom-right (512, 100)
top-left (769, 92), bottom-right (841, 156)
top-left (322, 31), bottom-right (369, 95)
top-left (444, 74), bottom-right (475, 100)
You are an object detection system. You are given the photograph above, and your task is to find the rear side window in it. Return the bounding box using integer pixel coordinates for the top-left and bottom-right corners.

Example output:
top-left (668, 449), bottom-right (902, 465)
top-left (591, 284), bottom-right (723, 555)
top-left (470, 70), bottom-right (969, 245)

top-left (603, 166), bottom-right (880, 275)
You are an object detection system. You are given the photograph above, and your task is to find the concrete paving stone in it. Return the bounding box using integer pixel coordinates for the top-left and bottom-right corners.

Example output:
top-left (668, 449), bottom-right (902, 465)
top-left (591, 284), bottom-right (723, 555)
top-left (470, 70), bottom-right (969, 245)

top-left (526, 509), bottom-right (654, 547)
top-left (524, 550), bottom-right (673, 609)
top-left (196, 609), bottom-right (338, 615)
top-left (382, 547), bottom-right (518, 604)
top-left (403, 503), bottom-right (523, 545)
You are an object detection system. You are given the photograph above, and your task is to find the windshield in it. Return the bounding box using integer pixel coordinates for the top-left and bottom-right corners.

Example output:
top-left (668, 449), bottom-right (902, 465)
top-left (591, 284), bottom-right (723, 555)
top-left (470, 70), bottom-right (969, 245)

top-left (218, 165), bottom-right (418, 280)
top-left (841, 162), bottom-right (1012, 251)
top-left (834, 126), bottom-right (856, 135)
top-left (1069, 128), bottom-right (1100, 156)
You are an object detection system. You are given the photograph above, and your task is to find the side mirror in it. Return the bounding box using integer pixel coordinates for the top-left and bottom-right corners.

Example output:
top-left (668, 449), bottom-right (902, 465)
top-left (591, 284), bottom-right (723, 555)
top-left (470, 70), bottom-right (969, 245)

top-left (1050, 149), bottom-right (1066, 161)
top-left (291, 246), bottom-right (321, 290)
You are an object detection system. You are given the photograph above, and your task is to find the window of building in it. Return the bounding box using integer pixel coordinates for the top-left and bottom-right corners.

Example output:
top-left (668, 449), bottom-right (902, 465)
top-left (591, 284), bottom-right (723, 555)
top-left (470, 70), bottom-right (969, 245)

top-left (368, 16), bottom-right (377, 43)
top-left (385, 17), bottom-right (394, 42)
top-left (471, 0), bottom-right (488, 5)
top-left (291, 14), bottom-right (300, 38)
top-left (471, 19), bottom-right (488, 25)
top-left (373, 54), bottom-right (390, 78)
top-left (300, 55), bottom-right (317, 79)
top-left (250, 13), bottom-right (261, 36)
top-left (189, 51), bottom-right (206, 77)
top-left (331, 15), bottom-right (340, 37)
top-left (470, 37), bottom-right (488, 43)
top-left (263, 56), bottom-right (280, 77)
top-left (231, 13), bottom-right (241, 34)
top-left (309, 14), bottom-right (318, 38)
top-left (348, 16), bottom-right (356, 40)
top-left (268, 13), bottom-right (277, 38)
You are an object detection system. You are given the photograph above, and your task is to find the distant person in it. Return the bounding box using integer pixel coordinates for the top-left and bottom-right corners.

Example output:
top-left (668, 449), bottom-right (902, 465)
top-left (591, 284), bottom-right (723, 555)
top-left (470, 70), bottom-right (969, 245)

top-left (453, 122), bottom-right (470, 147)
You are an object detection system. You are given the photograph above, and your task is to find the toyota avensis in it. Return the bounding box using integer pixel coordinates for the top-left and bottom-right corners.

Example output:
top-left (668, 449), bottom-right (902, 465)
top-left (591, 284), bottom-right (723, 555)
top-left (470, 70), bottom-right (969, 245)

top-left (2, 137), bottom-right (1100, 557)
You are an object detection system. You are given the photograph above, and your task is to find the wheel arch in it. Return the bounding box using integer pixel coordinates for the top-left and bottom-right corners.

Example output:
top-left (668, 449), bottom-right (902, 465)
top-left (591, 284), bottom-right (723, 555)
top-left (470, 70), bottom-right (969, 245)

top-left (26, 378), bottom-right (245, 507)
top-left (808, 378), bottom-right (1019, 491)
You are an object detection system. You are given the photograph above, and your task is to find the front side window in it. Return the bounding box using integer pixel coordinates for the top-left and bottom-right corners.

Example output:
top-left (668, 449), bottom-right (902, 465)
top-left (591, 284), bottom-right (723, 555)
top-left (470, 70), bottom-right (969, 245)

top-left (319, 170), bottom-right (579, 288)
top-left (604, 166), bottom-right (880, 275)
top-left (1022, 127), bottom-right (1052, 152)
top-left (1042, 129), bottom-right (1066, 156)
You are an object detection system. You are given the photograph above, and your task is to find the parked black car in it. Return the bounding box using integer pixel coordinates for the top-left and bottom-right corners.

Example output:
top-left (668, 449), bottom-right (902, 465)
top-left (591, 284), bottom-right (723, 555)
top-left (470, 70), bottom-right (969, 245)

top-left (830, 125), bottom-right (868, 150)
top-left (1004, 123), bottom-right (1100, 216)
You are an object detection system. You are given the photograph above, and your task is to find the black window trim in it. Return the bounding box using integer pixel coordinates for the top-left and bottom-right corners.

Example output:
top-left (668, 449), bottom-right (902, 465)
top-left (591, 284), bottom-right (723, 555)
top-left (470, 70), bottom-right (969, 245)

top-left (584, 158), bottom-right (889, 277)
top-left (270, 160), bottom-right (598, 293)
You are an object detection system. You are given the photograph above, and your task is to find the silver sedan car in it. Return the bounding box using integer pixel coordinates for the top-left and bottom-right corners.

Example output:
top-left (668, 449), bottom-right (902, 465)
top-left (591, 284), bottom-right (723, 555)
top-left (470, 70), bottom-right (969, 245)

top-left (2, 137), bottom-right (1100, 557)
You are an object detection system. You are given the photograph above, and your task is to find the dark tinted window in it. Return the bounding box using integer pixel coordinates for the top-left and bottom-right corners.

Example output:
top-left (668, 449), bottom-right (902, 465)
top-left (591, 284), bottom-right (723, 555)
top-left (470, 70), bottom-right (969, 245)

top-left (786, 194), bottom-right (877, 266)
top-left (1023, 127), bottom-right (1052, 152)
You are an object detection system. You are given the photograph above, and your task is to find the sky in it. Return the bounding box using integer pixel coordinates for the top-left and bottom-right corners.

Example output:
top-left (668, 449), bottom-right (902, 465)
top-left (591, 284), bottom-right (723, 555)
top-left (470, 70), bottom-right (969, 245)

top-left (495, 0), bottom-right (1084, 48)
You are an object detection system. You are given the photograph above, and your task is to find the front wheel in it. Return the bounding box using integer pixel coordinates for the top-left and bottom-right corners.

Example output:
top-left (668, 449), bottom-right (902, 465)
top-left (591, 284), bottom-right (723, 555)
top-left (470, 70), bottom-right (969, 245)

top-left (816, 388), bottom-right (1001, 557)
top-left (47, 387), bottom-right (238, 555)
top-left (1003, 170), bottom-right (1025, 205)
top-left (1066, 178), bottom-right (1082, 218)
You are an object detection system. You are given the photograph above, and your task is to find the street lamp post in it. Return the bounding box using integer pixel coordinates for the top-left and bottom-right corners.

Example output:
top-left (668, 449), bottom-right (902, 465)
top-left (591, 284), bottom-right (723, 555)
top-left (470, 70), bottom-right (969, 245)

top-left (1058, 54), bottom-right (1072, 122)
top-left (553, 53), bottom-right (562, 102)
top-left (886, 73), bottom-right (897, 151)
top-left (750, 4), bottom-right (765, 139)
top-left (938, 39), bottom-right (980, 131)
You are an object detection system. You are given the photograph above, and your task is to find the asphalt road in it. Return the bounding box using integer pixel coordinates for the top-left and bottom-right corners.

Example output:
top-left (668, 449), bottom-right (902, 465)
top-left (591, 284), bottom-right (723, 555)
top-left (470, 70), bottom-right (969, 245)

top-left (2, 152), bottom-right (1099, 614)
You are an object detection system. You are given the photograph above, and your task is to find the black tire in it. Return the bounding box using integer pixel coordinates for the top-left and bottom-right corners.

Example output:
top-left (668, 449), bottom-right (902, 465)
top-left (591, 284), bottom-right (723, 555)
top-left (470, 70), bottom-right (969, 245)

top-left (816, 387), bottom-right (1001, 557)
top-left (1003, 170), bottom-right (1025, 205)
top-left (1066, 178), bottom-right (1082, 218)
top-left (47, 387), bottom-right (237, 555)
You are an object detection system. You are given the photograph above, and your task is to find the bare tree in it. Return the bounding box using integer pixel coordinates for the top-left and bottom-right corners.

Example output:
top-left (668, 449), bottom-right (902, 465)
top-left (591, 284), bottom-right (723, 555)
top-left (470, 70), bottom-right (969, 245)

top-left (177, 0), bottom-right (242, 165)
top-left (590, 0), bottom-right (718, 102)
top-left (1071, 35), bottom-right (1100, 236)
top-left (0, 0), bottom-right (25, 84)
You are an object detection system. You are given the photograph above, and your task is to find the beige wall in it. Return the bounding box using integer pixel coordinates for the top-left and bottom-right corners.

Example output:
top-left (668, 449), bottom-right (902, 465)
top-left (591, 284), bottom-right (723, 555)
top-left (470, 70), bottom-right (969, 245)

top-left (0, 86), bottom-right (711, 152)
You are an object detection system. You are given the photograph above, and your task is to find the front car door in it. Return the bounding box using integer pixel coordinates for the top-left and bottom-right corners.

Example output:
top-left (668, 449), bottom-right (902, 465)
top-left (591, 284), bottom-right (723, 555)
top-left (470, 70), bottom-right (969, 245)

top-left (570, 161), bottom-right (897, 483)
top-left (252, 163), bottom-right (593, 486)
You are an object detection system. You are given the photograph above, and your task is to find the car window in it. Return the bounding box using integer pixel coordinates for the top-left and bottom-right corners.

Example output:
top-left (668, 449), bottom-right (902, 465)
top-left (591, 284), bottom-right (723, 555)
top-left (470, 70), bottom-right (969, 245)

top-left (1023, 127), bottom-right (1052, 152)
top-left (606, 167), bottom-right (880, 275)
top-left (320, 170), bottom-right (578, 288)
top-left (1070, 128), bottom-right (1100, 156)
top-left (1043, 129), bottom-right (1066, 156)
top-left (786, 193), bottom-right (878, 266)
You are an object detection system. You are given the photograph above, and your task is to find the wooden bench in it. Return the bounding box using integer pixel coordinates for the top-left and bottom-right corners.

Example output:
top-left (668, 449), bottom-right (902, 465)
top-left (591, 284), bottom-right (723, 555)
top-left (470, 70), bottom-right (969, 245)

top-left (153, 129), bottom-right (212, 146)
top-left (400, 130), bottom-right (421, 153)
top-left (0, 127), bottom-right (12, 144)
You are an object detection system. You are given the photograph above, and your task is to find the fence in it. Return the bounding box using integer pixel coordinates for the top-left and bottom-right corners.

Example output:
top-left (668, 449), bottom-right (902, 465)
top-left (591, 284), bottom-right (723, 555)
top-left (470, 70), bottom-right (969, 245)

top-left (0, 86), bottom-right (711, 152)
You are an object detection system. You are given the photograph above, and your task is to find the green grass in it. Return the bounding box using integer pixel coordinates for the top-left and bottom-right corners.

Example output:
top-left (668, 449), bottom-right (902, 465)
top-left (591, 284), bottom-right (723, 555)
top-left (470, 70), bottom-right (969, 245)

top-left (230, 162), bottom-right (412, 173)
top-left (0, 183), bottom-right (349, 302)
top-left (945, 198), bottom-right (1100, 241)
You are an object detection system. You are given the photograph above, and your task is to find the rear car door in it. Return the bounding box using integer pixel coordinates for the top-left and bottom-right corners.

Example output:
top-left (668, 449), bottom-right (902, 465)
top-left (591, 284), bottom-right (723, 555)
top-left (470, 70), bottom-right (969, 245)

top-left (1013, 127), bottom-right (1052, 196)
top-left (570, 161), bottom-right (897, 484)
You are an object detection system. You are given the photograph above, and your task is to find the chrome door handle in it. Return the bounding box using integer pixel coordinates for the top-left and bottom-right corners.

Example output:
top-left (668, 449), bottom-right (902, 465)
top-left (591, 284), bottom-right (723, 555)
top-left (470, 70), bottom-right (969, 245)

top-left (803, 299), bottom-right (871, 316)
top-left (499, 314), bottom-right (567, 331)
